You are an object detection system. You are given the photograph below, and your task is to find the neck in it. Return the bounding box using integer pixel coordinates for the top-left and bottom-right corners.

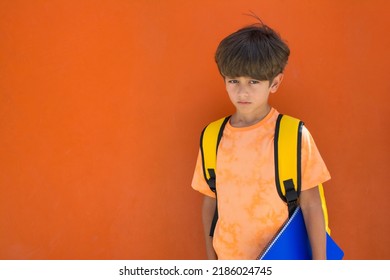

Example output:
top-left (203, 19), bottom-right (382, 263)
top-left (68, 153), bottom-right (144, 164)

top-left (230, 106), bottom-right (271, 128)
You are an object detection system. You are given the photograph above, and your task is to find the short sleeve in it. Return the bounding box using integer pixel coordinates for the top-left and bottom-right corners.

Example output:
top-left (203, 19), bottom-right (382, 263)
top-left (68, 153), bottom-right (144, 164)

top-left (191, 149), bottom-right (216, 198)
top-left (300, 125), bottom-right (331, 191)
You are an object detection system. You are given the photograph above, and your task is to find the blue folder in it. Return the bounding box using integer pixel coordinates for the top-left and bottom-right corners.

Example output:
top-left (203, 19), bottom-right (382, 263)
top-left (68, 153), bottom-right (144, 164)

top-left (258, 206), bottom-right (344, 260)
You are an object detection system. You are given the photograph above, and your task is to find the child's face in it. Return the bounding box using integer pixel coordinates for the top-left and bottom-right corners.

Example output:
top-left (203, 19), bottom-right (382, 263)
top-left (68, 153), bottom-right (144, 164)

top-left (224, 75), bottom-right (282, 114)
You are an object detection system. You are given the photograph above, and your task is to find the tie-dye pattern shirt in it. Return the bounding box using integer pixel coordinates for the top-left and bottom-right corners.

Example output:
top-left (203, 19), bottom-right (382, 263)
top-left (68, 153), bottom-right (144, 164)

top-left (191, 108), bottom-right (331, 259)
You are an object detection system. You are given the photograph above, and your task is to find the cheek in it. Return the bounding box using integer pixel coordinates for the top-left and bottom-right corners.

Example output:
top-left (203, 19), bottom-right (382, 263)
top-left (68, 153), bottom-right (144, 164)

top-left (225, 83), bottom-right (233, 91)
top-left (225, 85), bottom-right (235, 95)
top-left (226, 91), bottom-right (236, 102)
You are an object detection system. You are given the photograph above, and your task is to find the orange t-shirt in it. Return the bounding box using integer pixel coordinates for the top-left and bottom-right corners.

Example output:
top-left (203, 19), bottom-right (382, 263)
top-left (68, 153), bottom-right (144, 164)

top-left (191, 108), bottom-right (331, 260)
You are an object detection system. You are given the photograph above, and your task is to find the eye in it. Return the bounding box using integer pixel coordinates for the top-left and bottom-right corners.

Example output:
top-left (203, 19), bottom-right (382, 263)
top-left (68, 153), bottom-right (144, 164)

top-left (249, 80), bottom-right (260, 84)
top-left (227, 79), bottom-right (239, 84)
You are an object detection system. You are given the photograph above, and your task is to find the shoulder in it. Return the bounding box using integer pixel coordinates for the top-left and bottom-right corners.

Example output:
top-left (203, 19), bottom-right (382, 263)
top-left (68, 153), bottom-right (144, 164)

top-left (275, 113), bottom-right (305, 135)
top-left (204, 116), bottom-right (231, 128)
top-left (201, 116), bottom-right (231, 138)
top-left (277, 113), bottom-right (303, 123)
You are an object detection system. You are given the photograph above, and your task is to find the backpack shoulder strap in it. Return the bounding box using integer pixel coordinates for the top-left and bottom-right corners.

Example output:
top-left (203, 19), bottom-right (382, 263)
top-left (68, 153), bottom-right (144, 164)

top-left (200, 116), bottom-right (231, 192)
top-left (275, 114), bottom-right (330, 232)
top-left (274, 114), bottom-right (304, 217)
top-left (199, 116), bottom-right (230, 237)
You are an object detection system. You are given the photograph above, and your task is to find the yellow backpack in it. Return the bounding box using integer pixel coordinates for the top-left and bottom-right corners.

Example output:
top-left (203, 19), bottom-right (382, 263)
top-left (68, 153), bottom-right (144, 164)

top-left (200, 114), bottom-right (330, 236)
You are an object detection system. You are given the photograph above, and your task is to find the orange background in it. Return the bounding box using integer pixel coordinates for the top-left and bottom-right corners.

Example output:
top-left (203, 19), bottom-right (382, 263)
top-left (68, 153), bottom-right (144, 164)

top-left (0, 0), bottom-right (389, 260)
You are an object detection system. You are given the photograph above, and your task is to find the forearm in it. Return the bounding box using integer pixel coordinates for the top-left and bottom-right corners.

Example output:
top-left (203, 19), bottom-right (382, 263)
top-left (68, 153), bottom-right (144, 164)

top-left (302, 203), bottom-right (326, 259)
top-left (202, 195), bottom-right (218, 260)
top-left (300, 187), bottom-right (327, 260)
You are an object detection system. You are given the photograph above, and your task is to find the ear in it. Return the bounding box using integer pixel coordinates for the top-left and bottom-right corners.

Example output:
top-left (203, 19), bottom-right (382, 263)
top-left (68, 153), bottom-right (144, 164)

top-left (269, 73), bottom-right (284, 93)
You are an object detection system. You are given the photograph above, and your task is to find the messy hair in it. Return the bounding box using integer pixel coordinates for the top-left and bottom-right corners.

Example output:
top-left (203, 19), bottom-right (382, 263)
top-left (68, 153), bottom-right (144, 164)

top-left (215, 21), bottom-right (290, 83)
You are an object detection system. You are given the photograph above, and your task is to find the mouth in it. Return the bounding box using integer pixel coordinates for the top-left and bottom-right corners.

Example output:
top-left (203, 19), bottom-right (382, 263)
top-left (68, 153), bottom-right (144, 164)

top-left (237, 101), bottom-right (251, 105)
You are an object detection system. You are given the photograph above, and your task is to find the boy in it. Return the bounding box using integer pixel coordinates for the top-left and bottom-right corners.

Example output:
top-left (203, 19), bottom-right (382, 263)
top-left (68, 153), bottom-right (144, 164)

top-left (191, 22), bottom-right (331, 260)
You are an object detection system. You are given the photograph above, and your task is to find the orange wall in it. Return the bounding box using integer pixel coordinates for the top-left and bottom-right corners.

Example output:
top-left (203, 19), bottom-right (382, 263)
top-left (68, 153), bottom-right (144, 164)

top-left (1, 0), bottom-right (389, 260)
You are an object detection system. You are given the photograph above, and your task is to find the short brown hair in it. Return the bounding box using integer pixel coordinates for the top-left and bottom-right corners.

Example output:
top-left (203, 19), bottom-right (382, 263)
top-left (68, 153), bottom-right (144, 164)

top-left (215, 23), bottom-right (290, 83)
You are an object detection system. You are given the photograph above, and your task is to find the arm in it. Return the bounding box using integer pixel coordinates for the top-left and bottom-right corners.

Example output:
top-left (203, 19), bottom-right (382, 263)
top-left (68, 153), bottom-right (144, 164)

top-left (202, 195), bottom-right (218, 260)
top-left (300, 186), bottom-right (326, 260)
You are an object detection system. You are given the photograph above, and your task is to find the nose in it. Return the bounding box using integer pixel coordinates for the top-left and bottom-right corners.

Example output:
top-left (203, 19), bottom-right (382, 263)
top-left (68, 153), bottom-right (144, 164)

top-left (237, 84), bottom-right (248, 96)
